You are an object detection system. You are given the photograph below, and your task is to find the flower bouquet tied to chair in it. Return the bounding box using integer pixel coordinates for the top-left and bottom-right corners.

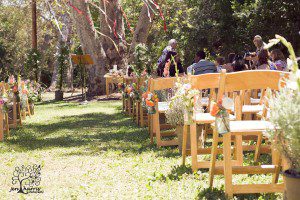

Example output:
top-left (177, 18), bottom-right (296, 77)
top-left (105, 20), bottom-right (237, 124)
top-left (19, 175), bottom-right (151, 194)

top-left (210, 97), bottom-right (234, 135)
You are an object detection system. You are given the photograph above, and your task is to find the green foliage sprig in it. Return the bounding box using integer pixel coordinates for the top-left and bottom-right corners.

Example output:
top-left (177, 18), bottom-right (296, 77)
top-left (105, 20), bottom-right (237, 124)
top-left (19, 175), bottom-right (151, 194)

top-left (265, 35), bottom-right (300, 172)
top-left (132, 44), bottom-right (151, 77)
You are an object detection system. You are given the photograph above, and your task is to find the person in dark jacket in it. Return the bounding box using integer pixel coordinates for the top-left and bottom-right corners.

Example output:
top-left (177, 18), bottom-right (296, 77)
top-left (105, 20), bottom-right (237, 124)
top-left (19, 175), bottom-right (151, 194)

top-left (187, 50), bottom-right (217, 75)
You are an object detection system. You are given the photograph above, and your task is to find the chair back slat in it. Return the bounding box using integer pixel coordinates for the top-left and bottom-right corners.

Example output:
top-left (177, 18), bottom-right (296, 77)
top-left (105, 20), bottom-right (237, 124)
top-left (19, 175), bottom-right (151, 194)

top-left (223, 70), bottom-right (289, 92)
top-left (149, 77), bottom-right (177, 92)
top-left (190, 73), bottom-right (221, 90)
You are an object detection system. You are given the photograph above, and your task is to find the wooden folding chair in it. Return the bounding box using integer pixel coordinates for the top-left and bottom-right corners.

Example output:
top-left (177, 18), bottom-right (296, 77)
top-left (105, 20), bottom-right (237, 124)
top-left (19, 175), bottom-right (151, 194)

top-left (0, 83), bottom-right (10, 140)
top-left (209, 70), bottom-right (289, 198)
top-left (20, 82), bottom-right (31, 120)
top-left (182, 72), bottom-right (239, 171)
top-left (123, 77), bottom-right (135, 116)
top-left (4, 83), bottom-right (22, 128)
top-left (134, 77), bottom-right (148, 127)
top-left (149, 77), bottom-right (177, 147)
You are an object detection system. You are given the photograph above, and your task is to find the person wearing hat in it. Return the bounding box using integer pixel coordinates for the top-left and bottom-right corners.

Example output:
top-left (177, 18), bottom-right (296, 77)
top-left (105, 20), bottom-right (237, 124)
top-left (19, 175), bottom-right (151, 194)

top-left (245, 35), bottom-right (267, 68)
top-left (157, 39), bottom-right (177, 73)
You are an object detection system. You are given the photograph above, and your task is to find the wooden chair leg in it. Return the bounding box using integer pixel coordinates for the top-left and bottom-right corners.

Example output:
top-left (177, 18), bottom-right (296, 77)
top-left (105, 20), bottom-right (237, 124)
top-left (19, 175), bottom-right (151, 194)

top-left (154, 113), bottom-right (162, 147)
top-left (223, 133), bottom-right (233, 198)
top-left (124, 99), bottom-right (127, 113)
top-left (190, 123), bottom-right (198, 172)
top-left (209, 128), bottom-right (219, 187)
top-left (0, 109), bottom-right (3, 141)
top-left (272, 147), bottom-right (282, 184)
top-left (200, 125), bottom-right (205, 148)
top-left (27, 99), bottom-right (31, 116)
top-left (18, 104), bottom-right (22, 126)
top-left (13, 101), bottom-right (17, 127)
top-left (135, 102), bottom-right (139, 124)
top-left (106, 80), bottom-right (109, 98)
top-left (254, 133), bottom-right (263, 162)
top-left (149, 115), bottom-right (154, 144)
top-left (235, 135), bottom-right (243, 166)
top-left (182, 124), bottom-right (188, 166)
top-left (5, 113), bottom-right (9, 137)
top-left (140, 103), bottom-right (144, 127)
top-left (128, 99), bottom-right (132, 116)
top-left (132, 100), bottom-right (135, 119)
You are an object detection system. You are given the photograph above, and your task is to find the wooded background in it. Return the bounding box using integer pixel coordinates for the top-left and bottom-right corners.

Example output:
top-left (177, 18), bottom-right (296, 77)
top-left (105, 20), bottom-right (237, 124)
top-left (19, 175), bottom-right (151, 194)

top-left (0, 0), bottom-right (299, 95)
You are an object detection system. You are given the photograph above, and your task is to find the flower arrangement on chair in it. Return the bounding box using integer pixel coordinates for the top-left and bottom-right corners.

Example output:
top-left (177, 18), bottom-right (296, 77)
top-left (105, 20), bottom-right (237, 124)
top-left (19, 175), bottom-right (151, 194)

top-left (142, 91), bottom-right (159, 114)
top-left (167, 77), bottom-right (200, 125)
top-left (210, 97), bottom-right (234, 135)
top-left (129, 83), bottom-right (141, 101)
top-left (264, 35), bottom-right (300, 199)
top-left (0, 92), bottom-right (9, 113)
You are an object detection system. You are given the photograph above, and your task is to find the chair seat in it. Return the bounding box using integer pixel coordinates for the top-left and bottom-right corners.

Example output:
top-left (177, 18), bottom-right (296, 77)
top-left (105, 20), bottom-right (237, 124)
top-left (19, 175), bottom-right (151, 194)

top-left (193, 113), bottom-right (236, 124)
top-left (242, 105), bottom-right (263, 114)
top-left (158, 102), bottom-right (169, 113)
top-left (250, 98), bottom-right (260, 105)
top-left (158, 97), bottom-right (209, 113)
top-left (228, 120), bottom-right (274, 133)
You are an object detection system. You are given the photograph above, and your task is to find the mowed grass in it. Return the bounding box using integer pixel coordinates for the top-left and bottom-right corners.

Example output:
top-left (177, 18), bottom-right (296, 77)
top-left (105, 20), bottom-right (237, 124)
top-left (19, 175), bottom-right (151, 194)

top-left (0, 99), bottom-right (282, 199)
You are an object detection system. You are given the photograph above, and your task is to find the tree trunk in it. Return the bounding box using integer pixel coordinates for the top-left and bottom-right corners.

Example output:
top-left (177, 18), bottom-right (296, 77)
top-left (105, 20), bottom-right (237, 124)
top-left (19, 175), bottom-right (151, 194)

top-left (49, 35), bottom-right (60, 91)
top-left (129, 3), bottom-right (156, 55)
top-left (66, 56), bottom-right (74, 91)
top-left (70, 0), bottom-right (107, 95)
top-left (99, 0), bottom-right (127, 70)
top-left (49, 59), bottom-right (58, 90)
top-left (70, 0), bottom-right (158, 96)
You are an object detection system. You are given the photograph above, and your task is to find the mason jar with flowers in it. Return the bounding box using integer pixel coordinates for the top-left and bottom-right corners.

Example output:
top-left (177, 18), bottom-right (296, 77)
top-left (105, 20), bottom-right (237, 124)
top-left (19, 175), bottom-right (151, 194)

top-left (142, 91), bottom-right (158, 114)
top-left (210, 97), bottom-right (234, 135)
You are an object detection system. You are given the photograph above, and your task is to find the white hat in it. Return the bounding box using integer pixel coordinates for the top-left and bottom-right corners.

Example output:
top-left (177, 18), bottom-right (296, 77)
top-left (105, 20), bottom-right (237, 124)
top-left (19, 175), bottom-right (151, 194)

top-left (168, 39), bottom-right (177, 46)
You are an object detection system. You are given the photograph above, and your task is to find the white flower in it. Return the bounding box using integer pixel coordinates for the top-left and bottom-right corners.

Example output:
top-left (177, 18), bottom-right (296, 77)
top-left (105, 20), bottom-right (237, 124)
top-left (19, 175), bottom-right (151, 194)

top-left (287, 58), bottom-right (293, 70)
top-left (286, 80), bottom-right (298, 90)
top-left (183, 84), bottom-right (191, 91)
top-left (296, 70), bottom-right (300, 79)
top-left (222, 97), bottom-right (234, 110)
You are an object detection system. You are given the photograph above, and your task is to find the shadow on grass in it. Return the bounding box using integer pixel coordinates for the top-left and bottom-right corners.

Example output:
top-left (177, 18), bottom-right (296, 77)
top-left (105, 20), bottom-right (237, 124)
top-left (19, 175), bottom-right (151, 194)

top-left (150, 165), bottom-right (193, 182)
top-left (196, 187), bottom-right (227, 200)
top-left (4, 105), bottom-right (179, 158)
top-left (195, 187), bottom-right (281, 200)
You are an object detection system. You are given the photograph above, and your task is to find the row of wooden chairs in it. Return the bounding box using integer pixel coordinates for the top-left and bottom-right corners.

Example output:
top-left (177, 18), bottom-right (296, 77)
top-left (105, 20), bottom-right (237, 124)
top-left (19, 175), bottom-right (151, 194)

top-left (144, 70), bottom-right (289, 198)
top-left (122, 77), bottom-right (150, 128)
top-left (0, 82), bottom-right (32, 141)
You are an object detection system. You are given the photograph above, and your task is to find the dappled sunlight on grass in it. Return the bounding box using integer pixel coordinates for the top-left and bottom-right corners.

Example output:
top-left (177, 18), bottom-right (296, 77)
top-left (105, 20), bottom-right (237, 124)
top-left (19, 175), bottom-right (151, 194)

top-left (0, 100), bottom-right (283, 199)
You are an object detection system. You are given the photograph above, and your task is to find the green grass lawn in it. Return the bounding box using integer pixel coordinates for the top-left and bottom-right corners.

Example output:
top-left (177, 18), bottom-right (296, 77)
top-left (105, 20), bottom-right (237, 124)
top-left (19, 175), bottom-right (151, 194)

top-left (0, 100), bottom-right (282, 199)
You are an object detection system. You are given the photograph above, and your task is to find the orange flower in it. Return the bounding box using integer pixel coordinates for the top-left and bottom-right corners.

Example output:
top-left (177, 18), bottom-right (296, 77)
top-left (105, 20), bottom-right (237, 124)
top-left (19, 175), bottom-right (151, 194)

top-left (142, 92), bottom-right (148, 99)
top-left (146, 99), bottom-right (155, 107)
top-left (217, 99), bottom-right (222, 105)
top-left (210, 101), bottom-right (220, 117)
top-left (127, 87), bottom-right (132, 94)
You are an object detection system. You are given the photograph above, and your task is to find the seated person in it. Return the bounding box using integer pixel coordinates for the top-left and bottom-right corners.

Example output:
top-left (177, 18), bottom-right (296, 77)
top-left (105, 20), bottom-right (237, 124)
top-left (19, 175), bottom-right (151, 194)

top-left (157, 51), bottom-right (177, 77)
top-left (233, 55), bottom-right (247, 71)
top-left (169, 54), bottom-right (184, 77)
top-left (222, 53), bottom-right (235, 72)
top-left (257, 49), bottom-right (270, 70)
top-left (245, 35), bottom-right (265, 60)
top-left (215, 57), bottom-right (225, 72)
top-left (157, 39), bottom-right (177, 69)
top-left (270, 49), bottom-right (287, 71)
top-left (187, 50), bottom-right (217, 75)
